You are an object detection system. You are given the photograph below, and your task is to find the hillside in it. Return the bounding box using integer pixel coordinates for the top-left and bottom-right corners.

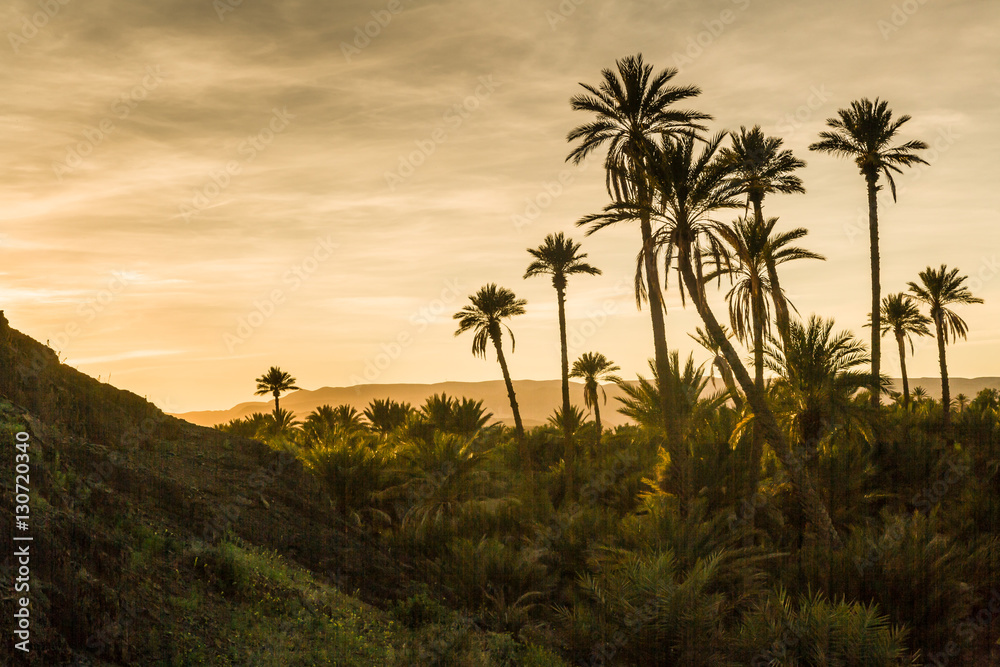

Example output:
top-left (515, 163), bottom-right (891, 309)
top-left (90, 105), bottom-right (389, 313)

top-left (172, 377), bottom-right (1000, 428)
top-left (0, 312), bottom-right (555, 665)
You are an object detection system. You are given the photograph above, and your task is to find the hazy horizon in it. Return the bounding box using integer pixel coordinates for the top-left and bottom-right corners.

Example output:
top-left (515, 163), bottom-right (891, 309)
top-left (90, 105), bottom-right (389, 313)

top-left (3, 0), bottom-right (998, 413)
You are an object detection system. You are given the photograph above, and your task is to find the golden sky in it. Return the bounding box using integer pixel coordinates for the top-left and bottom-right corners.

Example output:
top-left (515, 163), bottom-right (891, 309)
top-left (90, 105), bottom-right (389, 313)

top-left (2, 0), bottom-right (998, 412)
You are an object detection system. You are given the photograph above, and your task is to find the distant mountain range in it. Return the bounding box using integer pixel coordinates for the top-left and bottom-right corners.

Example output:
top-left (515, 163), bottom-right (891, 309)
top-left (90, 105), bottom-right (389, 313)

top-left (170, 377), bottom-right (1000, 428)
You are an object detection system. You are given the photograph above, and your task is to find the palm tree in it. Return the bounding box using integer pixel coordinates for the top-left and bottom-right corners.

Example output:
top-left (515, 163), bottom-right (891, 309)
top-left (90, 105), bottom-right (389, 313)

top-left (453, 284), bottom-right (528, 444)
top-left (809, 99), bottom-right (928, 406)
top-left (615, 352), bottom-right (729, 513)
top-left (907, 265), bottom-right (983, 432)
top-left (765, 316), bottom-right (873, 447)
top-left (567, 54), bottom-right (709, 424)
top-left (364, 398), bottom-right (412, 435)
top-left (263, 407), bottom-right (301, 438)
top-left (254, 366), bottom-right (299, 416)
top-left (707, 216), bottom-right (823, 533)
top-left (709, 216), bottom-right (824, 397)
top-left (642, 132), bottom-right (843, 549)
top-left (874, 293), bottom-right (932, 409)
top-left (955, 393), bottom-right (969, 414)
top-left (569, 351), bottom-right (622, 434)
top-left (524, 233), bottom-right (602, 420)
top-left (719, 126), bottom-right (808, 344)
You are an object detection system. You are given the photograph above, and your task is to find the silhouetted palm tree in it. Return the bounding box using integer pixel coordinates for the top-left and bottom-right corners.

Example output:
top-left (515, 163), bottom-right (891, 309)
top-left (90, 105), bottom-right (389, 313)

top-left (875, 293), bottom-right (932, 408)
top-left (524, 233), bottom-right (602, 420)
top-left (907, 265), bottom-right (983, 432)
top-left (254, 366), bottom-right (299, 416)
top-left (955, 393), bottom-right (969, 414)
top-left (719, 126), bottom-right (807, 345)
top-left (568, 54), bottom-right (709, 423)
top-left (707, 215), bottom-right (823, 533)
top-left (569, 351), bottom-right (622, 433)
top-left (809, 99), bottom-right (928, 406)
top-left (454, 284), bottom-right (528, 444)
top-left (364, 398), bottom-right (412, 435)
top-left (644, 132), bottom-right (842, 548)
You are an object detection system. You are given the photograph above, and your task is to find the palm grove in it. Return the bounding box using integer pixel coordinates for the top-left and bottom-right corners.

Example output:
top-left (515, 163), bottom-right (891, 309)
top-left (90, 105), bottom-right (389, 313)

top-left (222, 55), bottom-right (997, 664)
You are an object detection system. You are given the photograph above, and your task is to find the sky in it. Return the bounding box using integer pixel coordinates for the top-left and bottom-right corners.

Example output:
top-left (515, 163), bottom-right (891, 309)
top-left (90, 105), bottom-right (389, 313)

top-left (1, 0), bottom-right (998, 413)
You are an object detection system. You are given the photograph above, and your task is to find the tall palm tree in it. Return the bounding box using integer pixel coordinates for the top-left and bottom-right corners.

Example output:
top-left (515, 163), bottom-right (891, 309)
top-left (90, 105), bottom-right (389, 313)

top-left (875, 293), bottom-right (932, 409)
top-left (719, 126), bottom-right (807, 345)
top-left (524, 232), bottom-right (602, 420)
top-left (708, 216), bottom-right (825, 397)
top-left (907, 265), bottom-right (983, 432)
top-left (707, 216), bottom-right (823, 532)
top-left (254, 366), bottom-right (299, 416)
top-left (569, 351), bottom-right (622, 434)
top-left (453, 284), bottom-right (528, 443)
top-left (809, 99), bottom-right (928, 406)
top-left (643, 132), bottom-right (843, 548)
top-left (567, 54), bottom-right (709, 424)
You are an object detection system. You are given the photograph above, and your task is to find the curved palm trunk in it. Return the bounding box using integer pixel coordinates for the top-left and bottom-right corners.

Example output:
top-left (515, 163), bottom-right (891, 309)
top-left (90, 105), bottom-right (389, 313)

top-left (895, 331), bottom-right (911, 408)
top-left (866, 175), bottom-right (882, 408)
top-left (555, 280), bottom-right (574, 498)
top-left (934, 314), bottom-right (951, 433)
top-left (492, 334), bottom-right (526, 446)
top-left (714, 356), bottom-right (743, 410)
top-left (677, 247), bottom-right (843, 550)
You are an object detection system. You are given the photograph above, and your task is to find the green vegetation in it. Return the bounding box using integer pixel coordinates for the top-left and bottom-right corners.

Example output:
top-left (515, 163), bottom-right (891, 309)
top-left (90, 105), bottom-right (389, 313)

top-left (2, 53), bottom-right (997, 665)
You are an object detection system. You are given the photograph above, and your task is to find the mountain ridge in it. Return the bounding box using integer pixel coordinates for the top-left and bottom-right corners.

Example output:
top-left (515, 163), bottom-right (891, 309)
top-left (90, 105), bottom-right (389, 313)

top-left (170, 377), bottom-right (1000, 427)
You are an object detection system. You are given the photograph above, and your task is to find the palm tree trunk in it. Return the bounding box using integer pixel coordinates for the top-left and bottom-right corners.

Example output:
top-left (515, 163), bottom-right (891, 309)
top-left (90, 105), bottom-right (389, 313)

top-left (677, 248), bottom-right (843, 550)
top-left (640, 210), bottom-right (689, 515)
top-left (492, 335), bottom-right (526, 445)
top-left (556, 282), bottom-right (574, 498)
top-left (557, 283), bottom-right (571, 416)
top-left (273, 390), bottom-right (280, 417)
top-left (896, 331), bottom-right (910, 408)
top-left (753, 199), bottom-right (791, 348)
top-left (866, 175), bottom-right (881, 408)
top-left (594, 397), bottom-right (602, 434)
top-left (714, 356), bottom-right (744, 409)
top-left (935, 314), bottom-right (951, 433)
